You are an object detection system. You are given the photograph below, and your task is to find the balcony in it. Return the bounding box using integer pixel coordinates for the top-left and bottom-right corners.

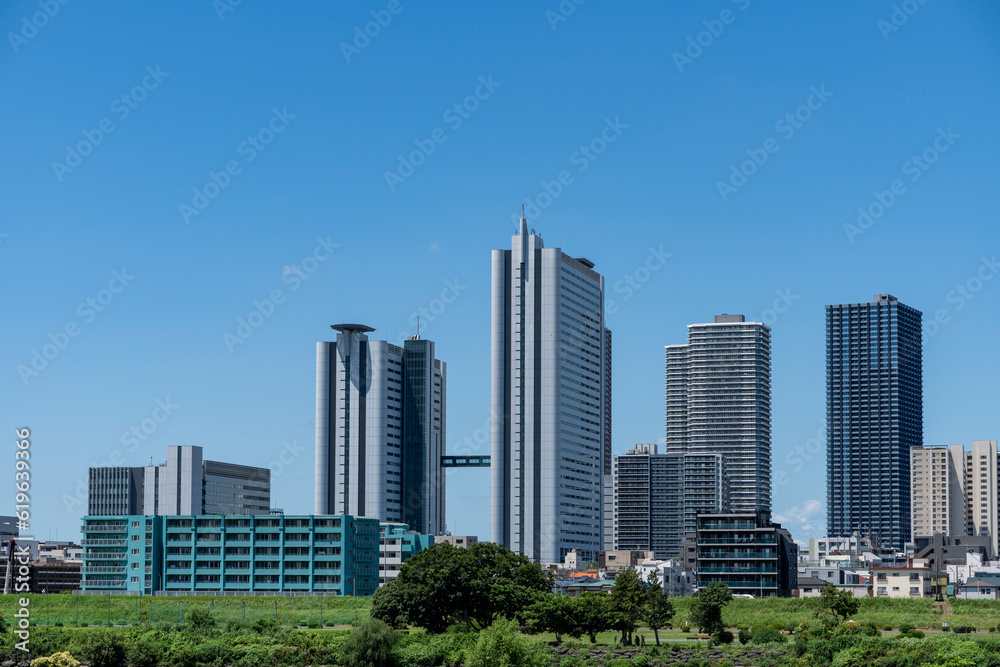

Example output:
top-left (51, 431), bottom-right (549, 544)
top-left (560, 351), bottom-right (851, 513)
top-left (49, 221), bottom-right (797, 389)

top-left (81, 566), bottom-right (126, 574)
top-left (81, 539), bottom-right (126, 547)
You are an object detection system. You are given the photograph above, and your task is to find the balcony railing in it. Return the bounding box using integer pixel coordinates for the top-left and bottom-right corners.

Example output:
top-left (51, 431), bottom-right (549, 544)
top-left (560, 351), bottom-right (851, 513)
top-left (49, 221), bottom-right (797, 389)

top-left (81, 566), bottom-right (126, 574)
top-left (81, 539), bottom-right (126, 546)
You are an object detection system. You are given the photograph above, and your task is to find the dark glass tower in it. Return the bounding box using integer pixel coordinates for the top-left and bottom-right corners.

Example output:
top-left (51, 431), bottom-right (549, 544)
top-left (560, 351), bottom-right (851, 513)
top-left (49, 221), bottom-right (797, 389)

top-left (826, 294), bottom-right (922, 551)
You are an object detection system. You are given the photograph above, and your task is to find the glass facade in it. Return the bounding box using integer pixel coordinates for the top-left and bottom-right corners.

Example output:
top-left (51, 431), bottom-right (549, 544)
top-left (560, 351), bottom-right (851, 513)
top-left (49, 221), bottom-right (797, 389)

top-left (826, 294), bottom-right (922, 551)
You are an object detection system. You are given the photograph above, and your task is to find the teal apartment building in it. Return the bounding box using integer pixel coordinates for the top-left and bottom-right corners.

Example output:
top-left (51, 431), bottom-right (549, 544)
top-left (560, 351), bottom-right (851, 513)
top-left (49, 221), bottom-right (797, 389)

top-left (81, 514), bottom-right (379, 595)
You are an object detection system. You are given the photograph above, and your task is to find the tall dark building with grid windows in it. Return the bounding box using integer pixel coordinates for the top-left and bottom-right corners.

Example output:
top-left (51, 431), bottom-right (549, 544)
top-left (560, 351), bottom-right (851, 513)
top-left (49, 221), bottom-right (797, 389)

top-left (826, 294), bottom-right (922, 552)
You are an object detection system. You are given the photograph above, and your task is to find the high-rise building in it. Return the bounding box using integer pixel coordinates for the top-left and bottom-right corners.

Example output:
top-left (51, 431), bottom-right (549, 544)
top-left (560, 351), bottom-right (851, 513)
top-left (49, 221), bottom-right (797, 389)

top-left (665, 314), bottom-right (771, 513)
top-left (965, 440), bottom-right (999, 554)
top-left (826, 294), bottom-right (922, 551)
top-left (910, 445), bottom-right (966, 539)
top-left (613, 443), bottom-right (727, 558)
top-left (88, 445), bottom-right (270, 517)
top-left (491, 217), bottom-right (610, 563)
top-left (603, 328), bottom-right (614, 550)
top-left (315, 325), bottom-right (446, 535)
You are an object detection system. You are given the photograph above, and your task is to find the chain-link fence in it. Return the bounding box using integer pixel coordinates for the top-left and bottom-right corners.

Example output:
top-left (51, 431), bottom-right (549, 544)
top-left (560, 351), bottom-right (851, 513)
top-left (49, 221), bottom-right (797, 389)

top-left (4, 594), bottom-right (369, 628)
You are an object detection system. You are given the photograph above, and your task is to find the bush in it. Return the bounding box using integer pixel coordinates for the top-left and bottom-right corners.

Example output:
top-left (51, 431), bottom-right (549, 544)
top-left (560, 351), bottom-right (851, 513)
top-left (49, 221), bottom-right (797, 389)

top-left (466, 617), bottom-right (544, 667)
top-left (125, 637), bottom-right (161, 667)
top-left (715, 629), bottom-right (734, 644)
top-left (80, 631), bottom-right (126, 667)
top-left (252, 618), bottom-right (281, 636)
top-left (30, 653), bottom-right (79, 667)
top-left (750, 626), bottom-right (787, 644)
top-left (340, 618), bottom-right (399, 667)
top-left (899, 623), bottom-right (915, 634)
top-left (903, 630), bottom-right (925, 638)
top-left (738, 627), bottom-right (752, 644)
top-left (184, 607), bottom-right (216, 632)
top-left (681, 624), bottom-right (691, 632)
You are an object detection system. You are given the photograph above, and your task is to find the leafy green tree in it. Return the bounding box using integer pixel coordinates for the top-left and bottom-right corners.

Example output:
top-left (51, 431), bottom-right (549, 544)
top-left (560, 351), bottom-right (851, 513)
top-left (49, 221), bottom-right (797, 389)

top-left (370, 580), bottom-right (408, 629)
top-left (466, 617), bottom-right (544, 667)
top-left (382, 542), bottom-right (551, 633)
top-left (819, 584), bottom-right (860, 622)
top-left (339, 618), bottom-right (399, 667)
top-left (524, 595), bottom-right (581, 644)
top-left (575, 592), bottom-right (612, 643)
top-left (644, 569), bottom-right (675, 645)
top-left (689, 582), bottom-right (732, 634)
top-left (609, 569), bottom-right (645, 644)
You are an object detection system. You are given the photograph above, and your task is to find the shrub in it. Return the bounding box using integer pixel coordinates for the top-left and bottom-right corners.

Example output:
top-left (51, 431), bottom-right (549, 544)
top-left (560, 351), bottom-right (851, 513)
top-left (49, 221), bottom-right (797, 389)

top-left (632, 654), bottom-right (650, 667)
top-left (183, 607), bottom-right (215, 632)
top-left (899, 623), bottom-right (915, 634)
top-left (715, 629), bottom-right (734, 644)
top-left (738, 627), bottom-right (752, 644)
top-left (466, 617), bottom-right (544, 667)
top-left (340, 618), bottom-right (399, 667)
top-left (681, 624), bottom-right (691, 632)
top-left (80, 631), bottom-right (126, 667)
top-left (30, 653), bottom-right (80, 667)
top-left (751, 626), bottom-right (787, 644)
top-left (252, 618), bottom-right (281, 636)
top-left (125, 637), bottom-right (161, 667)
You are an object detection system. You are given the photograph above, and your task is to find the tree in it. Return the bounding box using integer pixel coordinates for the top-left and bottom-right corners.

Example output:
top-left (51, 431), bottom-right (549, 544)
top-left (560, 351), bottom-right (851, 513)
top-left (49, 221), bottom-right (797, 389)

top-left (339, 618), bottom-right (399, 667)
top-left (644, 569), bottom-right (675, 645)
top-left (689, 582), bottom-right (732, 634)
top-left (379, 542), bottom-right (551, 633)
top-left (609, 569), bottom-right (645, 644)
top-left (524, 595), bottom-right (581, 644)
top-left (575, 592), bottom-right (612, 643)
top-left (370, 580), bottom-right (407, 629)
top-left (819, 584), bottom-right (860, 622)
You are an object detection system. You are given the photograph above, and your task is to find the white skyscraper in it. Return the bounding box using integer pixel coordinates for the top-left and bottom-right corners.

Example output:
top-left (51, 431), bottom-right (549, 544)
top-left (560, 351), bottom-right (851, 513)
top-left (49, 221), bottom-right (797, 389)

top-left (491, 216), bottom-right (610, 563)
top-left (314, 324), bottom-right (446, 535)
top-left (665, 314), bottom-right (771, 513)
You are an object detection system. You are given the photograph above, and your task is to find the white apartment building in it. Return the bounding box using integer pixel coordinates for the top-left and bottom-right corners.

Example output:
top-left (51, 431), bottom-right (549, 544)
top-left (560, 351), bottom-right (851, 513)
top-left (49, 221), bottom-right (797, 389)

top-left (965, 441), bottom-right (999, 555)
top-left (910, 441), bottom-right (999, 557)
top-left (636, 558), bottom-right (694, 597)
top-left (911, 445), bottom-right (966, 538)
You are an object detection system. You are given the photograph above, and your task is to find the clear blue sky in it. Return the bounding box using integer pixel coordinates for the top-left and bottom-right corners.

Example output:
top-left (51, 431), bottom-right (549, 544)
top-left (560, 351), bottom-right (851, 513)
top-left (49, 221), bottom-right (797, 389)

top-left (3, 2), bottom-right (998, 544)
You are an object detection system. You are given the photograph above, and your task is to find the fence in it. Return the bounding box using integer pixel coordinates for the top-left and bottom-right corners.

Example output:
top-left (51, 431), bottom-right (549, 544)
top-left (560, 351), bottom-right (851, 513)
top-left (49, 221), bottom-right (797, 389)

top-left (3, 594), bottom-right (369, 628)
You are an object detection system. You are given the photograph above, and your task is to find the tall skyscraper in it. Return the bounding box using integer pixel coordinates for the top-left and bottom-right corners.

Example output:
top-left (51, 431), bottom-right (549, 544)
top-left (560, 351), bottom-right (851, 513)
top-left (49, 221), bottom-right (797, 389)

top-left (826, 294), bottom-right (922, 551)
top-left (491, 217), bottom-right (610, 563)
top-left (315, 325), bottom-right (446, 535)
top-left (88, 445), bottom-right (270, 516)
top-left (665, 314), bottom-right (771, 513)
top-left (613, 443), bottom-right (727, 558)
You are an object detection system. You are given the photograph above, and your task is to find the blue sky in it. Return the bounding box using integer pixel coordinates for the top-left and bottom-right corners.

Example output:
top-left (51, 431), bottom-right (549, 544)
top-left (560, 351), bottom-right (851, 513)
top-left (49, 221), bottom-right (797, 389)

top-left (3, 1), bottom-right (998, 543)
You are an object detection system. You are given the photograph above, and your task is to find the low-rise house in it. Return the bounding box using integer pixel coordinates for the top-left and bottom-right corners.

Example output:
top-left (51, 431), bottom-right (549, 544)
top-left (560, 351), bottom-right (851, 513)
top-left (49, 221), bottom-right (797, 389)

top-left (872, 559), bottom-right (934, 598)
top-left (956, 576), bottom-right (1000, 599)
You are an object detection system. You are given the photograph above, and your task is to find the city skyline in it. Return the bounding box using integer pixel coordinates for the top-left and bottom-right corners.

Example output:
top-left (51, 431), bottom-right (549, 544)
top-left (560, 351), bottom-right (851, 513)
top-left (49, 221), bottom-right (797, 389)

top-left (5, 3), bottom-right (999, 545)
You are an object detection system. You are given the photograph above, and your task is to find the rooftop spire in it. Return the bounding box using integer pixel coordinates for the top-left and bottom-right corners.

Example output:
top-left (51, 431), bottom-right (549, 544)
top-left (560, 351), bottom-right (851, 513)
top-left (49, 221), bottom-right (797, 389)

top-left (519, 204), bottom-right (528, 236)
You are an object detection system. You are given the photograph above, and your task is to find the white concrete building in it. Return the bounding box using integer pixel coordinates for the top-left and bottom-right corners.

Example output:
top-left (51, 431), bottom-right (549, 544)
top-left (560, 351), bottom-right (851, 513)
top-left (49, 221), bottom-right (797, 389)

top-left (491, 217), bottom-right (610, 563)
top-left (315, 325), bottom-right (446, 535)
top-left (872, 560), bottom-right (934, 598)
top-left (965, 440), bottom-right (999, 555)
top-left (636, 558), bottom-right (693, 597)
top-left (911, 445), bottom-right (966, 539)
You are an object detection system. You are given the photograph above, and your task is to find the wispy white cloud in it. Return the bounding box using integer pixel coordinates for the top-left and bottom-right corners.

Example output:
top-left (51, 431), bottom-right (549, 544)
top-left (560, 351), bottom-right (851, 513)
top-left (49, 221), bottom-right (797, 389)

top-left (774, 499), bottom-right (823, 537)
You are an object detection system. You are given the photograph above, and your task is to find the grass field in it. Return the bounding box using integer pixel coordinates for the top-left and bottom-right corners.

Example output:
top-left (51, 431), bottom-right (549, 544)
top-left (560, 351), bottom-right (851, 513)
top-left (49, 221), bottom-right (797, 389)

top-left (0, 593), bottom-right (372, 628)
top-left (6, 593), bottom-right (1000, 633)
